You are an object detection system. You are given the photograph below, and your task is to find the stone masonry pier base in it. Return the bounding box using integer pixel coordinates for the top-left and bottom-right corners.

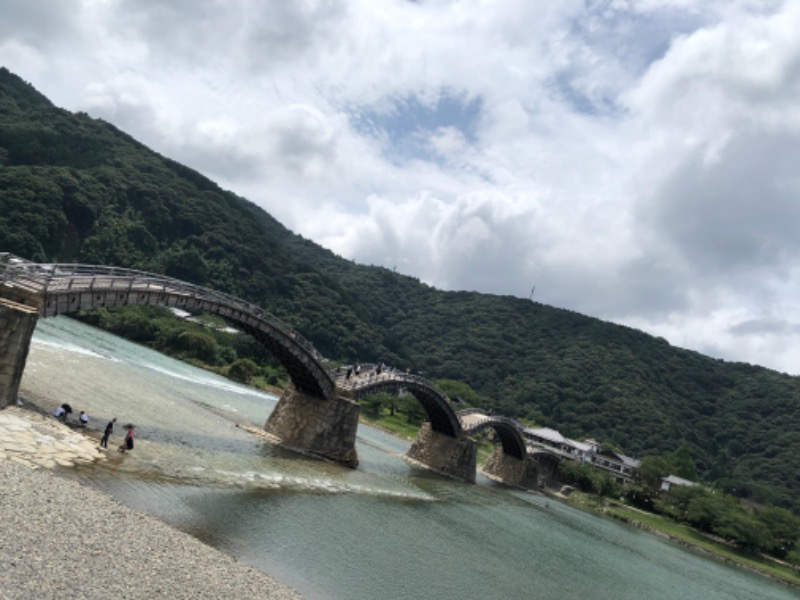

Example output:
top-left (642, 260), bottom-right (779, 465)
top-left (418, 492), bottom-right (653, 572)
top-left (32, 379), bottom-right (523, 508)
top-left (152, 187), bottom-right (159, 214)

top-left (264, 385), bottom-right (359, 467)
top-left (482, 447), bottom-right (539, 489)
top-left (406, 422), bottom-right (477, 483)
top-left (0, 299), bottom-right (39, 409)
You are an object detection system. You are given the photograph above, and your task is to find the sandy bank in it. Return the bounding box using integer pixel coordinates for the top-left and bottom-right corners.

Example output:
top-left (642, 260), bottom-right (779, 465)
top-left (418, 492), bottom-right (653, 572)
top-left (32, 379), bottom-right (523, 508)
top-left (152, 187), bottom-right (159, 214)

top-left (0, 408), bottom-right (304, 600)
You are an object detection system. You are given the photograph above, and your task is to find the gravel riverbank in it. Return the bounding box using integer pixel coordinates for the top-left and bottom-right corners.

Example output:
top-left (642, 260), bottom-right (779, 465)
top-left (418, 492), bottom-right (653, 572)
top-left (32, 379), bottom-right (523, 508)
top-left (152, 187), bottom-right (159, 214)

top-left (0, 418), bottom-right (304, 600)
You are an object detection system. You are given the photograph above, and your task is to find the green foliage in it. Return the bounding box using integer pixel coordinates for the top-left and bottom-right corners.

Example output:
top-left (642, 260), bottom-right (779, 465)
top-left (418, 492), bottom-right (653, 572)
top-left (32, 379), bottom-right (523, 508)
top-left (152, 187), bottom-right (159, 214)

top-left (651, 485), bottom-right (800, 557)
top-left (637, 455), bottom-right (671, 489)
top-left (714, 510), bottom-right (774, 554)
top-left (360, 392), bottom-right (390, 418)
top-left (228, 358), bottom-right (258, 384)
top-left (623, 482), bottom-right (658, 511)
top-left (558, 461), bottom-right (619, 497)
top-left (667, 443), bottom-right (698, 481)
top-left (174, 331), bottom-right (218, 363)
top-left (2, 67), bottom-right (800, 514)
top-left (756, 506), bottom-right (800, 559)
top-left (654, 485), bottom-right (702, 521)
top-left (80, 305), bottom-right (161, 344)
top-left (435, 379), bottom-right (485, 408)
top-left (397, 395), bottom-right (426, 425)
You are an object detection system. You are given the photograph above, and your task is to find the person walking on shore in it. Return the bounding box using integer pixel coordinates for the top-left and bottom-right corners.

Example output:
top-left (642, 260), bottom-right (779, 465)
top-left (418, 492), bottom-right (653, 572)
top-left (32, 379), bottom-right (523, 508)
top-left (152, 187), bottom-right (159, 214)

top-left (100, 417), bottom-right (116, 449)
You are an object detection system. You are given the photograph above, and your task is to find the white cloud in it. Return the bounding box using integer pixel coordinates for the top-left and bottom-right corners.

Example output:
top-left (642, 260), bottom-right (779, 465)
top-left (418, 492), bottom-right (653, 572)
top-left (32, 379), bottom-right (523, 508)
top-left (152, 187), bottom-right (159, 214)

top-left (3, 0), bottom-right (800, 373)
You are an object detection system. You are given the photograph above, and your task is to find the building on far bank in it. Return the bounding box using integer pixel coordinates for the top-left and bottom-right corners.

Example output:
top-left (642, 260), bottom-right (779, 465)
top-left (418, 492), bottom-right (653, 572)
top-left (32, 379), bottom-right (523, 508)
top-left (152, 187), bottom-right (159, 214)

top-left (523, 427), bottom-right (595, 461)
top-left (660, 474), bottom-right (698, 492)
top-left (590, 449), bottom-right (640, 485)
top-left (522, 427), bottom-right (640, 485)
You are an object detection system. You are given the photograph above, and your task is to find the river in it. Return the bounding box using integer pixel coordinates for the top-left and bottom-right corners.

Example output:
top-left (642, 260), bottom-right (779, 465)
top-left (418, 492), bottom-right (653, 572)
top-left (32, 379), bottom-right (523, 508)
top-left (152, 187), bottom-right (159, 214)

top-left (17, 317), bottom-right (798, 600)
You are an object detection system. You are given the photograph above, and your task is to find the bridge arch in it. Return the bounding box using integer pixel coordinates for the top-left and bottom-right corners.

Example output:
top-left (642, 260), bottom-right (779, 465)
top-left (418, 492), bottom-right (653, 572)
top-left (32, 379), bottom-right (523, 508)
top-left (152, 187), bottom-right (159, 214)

top-left (337, 370), bottom-right (460, 438)
top-left (458, 411), bottom-right (527, 460)
top-left (0, 256), bottom-right (335, 401)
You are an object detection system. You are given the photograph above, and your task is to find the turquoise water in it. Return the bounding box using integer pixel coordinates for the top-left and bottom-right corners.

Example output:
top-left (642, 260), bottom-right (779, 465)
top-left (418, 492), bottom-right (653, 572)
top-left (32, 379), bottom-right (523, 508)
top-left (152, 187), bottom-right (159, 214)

top-left (20, 318), bottom-right (799, 600)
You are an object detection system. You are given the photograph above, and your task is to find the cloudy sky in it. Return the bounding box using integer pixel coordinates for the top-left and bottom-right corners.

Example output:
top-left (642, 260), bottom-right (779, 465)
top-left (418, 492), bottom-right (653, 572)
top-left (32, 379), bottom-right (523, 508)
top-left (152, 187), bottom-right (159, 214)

top-left (3, 0), bottom-right (800, 374)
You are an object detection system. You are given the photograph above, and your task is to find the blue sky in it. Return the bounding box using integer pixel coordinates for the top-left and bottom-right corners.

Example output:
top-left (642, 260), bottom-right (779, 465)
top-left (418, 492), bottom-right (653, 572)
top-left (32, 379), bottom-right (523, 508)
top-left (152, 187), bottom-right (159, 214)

top-left (3, 0), bottom-right (800, 375)
top-left (354, 92), bottom-right (483, 164)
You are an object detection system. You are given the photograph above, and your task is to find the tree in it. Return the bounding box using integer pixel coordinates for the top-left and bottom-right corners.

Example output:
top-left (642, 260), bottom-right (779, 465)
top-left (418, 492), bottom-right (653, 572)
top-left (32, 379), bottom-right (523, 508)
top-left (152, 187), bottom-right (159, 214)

top-left (668, 443), bottom-right (698, 481)
top-left (683, 491), bottom-right (740, 533)
top-left (558, 461), bottom-right (588, 492)
top-left (756, 506), bottom-right (800, 558)
top-left (164, 247), bottom-right (209, 284)
top-left (360, 393), bottom-right (386, 418)
top-left (228, 358), bottom-right (258, 384)
top-left (106, 309), bottom-right (160, 343)
top-left (656, 486), bottom-right (707, 522)
top-left (625, 455), bottom-right (672, 510)
top-left (397, 395), bottom-right (425, 425)
top-left (637, 455), bottom-right (671, 489)
top-left (714, 509), bottom-right (774, 554)
top-left (174, 330), bottom-right (218, 363)
top-left (436, 379), bottom-right (484, 407)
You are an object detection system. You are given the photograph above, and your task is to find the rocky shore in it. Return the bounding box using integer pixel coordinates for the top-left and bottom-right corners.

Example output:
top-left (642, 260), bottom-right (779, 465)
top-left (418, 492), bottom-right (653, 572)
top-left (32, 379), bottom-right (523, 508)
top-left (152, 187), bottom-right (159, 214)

top-left (0, 408), bottom-right (304, 600)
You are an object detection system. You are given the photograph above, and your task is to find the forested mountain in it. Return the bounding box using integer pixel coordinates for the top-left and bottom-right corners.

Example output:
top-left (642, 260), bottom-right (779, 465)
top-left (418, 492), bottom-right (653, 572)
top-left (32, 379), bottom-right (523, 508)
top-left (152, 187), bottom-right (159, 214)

top-left (1, 67), bottom-right (798, 511)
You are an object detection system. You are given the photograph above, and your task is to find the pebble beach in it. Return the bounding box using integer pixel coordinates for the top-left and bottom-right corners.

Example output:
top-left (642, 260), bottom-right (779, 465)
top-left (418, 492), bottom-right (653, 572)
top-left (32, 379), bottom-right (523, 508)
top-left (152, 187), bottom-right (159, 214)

top-left (0, 407), bottom-right (304, 600)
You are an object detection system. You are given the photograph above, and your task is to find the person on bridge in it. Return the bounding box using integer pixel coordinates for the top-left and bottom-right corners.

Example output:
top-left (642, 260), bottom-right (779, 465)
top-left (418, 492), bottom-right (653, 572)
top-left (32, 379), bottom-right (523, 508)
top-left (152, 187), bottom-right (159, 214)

top-left (100, 417), bottom-right (116, 449)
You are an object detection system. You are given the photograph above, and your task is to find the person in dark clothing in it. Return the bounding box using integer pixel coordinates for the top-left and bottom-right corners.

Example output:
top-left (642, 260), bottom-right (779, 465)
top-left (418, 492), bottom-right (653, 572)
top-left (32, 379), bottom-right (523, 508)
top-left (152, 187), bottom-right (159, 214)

top-left (118, 425), bottom-right (135, 453)
top-left (100, 417), bottom-right (116, 449)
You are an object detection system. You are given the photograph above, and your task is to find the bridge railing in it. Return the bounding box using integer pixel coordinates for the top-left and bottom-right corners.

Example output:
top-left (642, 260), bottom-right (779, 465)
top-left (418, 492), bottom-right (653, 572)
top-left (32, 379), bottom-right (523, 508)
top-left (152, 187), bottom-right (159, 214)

top-left (457, 408), bottom-right (489, 417)
top-left (0, 254), bottom-right (322, 359)
top-left (486, 415), bottom-right (526, 431)
top-left (336, 370), bottom-right (459, 414)
top-left (337, 370), bottom-right (440, 391)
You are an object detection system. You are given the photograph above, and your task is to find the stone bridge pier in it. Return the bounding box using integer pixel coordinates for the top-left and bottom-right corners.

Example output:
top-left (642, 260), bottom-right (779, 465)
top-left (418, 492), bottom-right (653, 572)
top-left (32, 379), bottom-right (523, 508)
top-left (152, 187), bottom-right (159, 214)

top-left (406, 422), bottom-right (478, 483)
top-left (482, 447), bottom-right (540, 489)
top-left (264, 385), bottom-right (360, 467)
top-left (0, 299), bottom-right (39, 409)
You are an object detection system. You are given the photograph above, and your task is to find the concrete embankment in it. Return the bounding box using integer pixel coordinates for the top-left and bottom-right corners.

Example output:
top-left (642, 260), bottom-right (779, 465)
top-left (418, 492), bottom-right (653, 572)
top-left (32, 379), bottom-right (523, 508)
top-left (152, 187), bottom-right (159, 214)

top-left (0, 407), bottom-right (304, 600)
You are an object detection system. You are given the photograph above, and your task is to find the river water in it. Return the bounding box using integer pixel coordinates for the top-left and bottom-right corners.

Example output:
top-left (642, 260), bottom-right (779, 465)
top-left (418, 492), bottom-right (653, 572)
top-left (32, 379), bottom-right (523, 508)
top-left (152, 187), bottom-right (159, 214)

top-left (18, 317), bottom-right (798, 600)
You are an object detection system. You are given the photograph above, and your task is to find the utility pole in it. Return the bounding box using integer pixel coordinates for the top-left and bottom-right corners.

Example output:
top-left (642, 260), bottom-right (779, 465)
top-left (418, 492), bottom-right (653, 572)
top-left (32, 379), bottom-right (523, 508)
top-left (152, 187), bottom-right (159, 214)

top-left (529, 285), bottom-right (536, 301)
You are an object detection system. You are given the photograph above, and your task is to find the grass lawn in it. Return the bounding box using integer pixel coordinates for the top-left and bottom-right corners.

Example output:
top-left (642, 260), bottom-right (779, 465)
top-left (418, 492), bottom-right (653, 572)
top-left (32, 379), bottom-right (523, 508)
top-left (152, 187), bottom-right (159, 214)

top-left (597, 500), bottom-right (800, 588)
top-left (360, 409), bottom-right (421, 440)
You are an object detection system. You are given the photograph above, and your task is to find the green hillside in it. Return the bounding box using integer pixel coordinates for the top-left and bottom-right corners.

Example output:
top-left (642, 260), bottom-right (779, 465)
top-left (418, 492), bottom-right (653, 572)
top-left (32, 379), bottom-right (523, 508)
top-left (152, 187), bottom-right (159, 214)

top-left (1, 67), bottom-right (798, 511)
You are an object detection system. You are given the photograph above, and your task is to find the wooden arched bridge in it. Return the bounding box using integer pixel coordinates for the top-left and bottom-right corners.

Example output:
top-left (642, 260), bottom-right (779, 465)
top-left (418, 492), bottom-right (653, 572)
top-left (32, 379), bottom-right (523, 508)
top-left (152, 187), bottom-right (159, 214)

top-left (0, 254), bottom-right (539, 487)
